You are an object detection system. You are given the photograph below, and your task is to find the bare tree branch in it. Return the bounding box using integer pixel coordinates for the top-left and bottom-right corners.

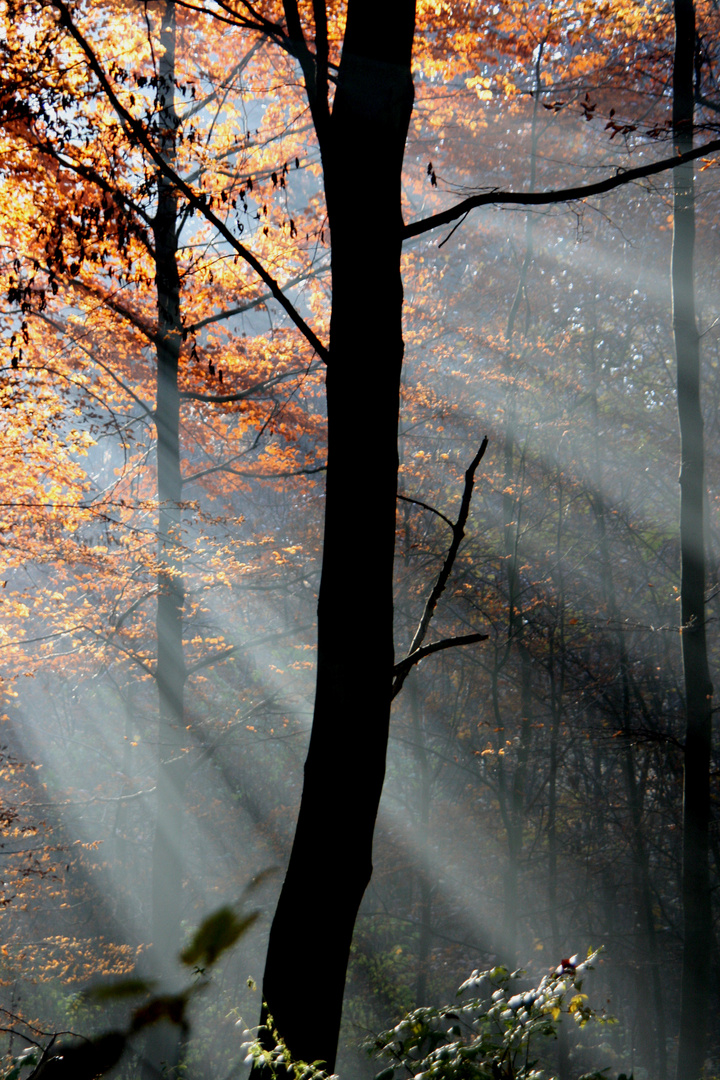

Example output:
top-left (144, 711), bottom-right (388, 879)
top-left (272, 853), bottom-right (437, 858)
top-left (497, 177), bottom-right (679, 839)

top-left (392, 437), bottom-right (489, 698)
top-left (179, 362), bottom-right (322, 403)
top-left (185, 263), bottom-right (327, 333)
top-left (398, 493), bottom-right (455, 532)
top-left (34, 313), bottom-right (156, 420)
top-left (71, 280), bottom-right (159, 345)
top-left (391, 633), bottom-right (489, 698)
top-left (403, 138), bottom-right (720, 240)
top-left (183, 460), bottom-right (325, 484)
top-left (696, 92), bottom-right (720, 115)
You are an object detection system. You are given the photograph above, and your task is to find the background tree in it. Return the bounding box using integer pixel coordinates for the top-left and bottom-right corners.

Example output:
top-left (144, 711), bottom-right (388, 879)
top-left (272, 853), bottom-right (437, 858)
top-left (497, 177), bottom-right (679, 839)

top-left (672, 1), bottom-right (714, 1077)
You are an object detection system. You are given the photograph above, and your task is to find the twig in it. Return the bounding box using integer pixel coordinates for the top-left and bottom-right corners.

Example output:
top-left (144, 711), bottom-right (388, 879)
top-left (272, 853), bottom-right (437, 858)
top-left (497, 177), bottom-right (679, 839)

top-left (397, 494), bottom-right (455, 532)
top-left (391, 633), bottom-right (488, 700)
top-left (185, 623), bottom-right (315, 677)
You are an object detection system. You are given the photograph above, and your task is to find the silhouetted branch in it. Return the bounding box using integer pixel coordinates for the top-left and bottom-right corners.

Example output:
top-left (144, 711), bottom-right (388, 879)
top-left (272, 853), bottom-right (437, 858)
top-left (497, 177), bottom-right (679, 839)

top-left (185, 645), bottom-right (237, 675)
top-left (183, 38), bottom-right (264, 122)
top-left (398, 494), bottom-right (455, 531)
top-left (111, 589), bottom-right (158, 632)
top-left (35, 314), bottom-right (155, 420)
top-left (185, 264), bottom-right (327, 333)
top-left (409, 438), bottom-right (488, 655)
top-left (184, 461), bottom-right (326, 484)
top-left (71, 280), bottom-right (159, 345)
top-left (403, 138), bottom-right (720, 240)
top-left (179, 363), bottom-right (322, 403)
top-left (696, 92), bottom-right (720, 115)
top-left (391, 633), bottom-right (488, 699)
top-left (392, 437), bottom-right (489, 698)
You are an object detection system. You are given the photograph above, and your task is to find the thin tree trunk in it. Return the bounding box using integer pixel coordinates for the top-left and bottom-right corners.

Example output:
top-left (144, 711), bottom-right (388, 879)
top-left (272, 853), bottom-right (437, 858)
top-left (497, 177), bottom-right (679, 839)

top-left (673, 2), bottom-right (714, 1076)
top-left (548, 482), bottom-right (569, 1080)
top-left (585, 317), bottom-right (668, 1080)
top-left (258, 3), bottom-right (416, 1071)
top-left (145, 5), bottom-right (186, 1074)
top-left (152, 0), bottom-right (185, 980)
top-left (410, 675), bottom-right (433, 1005)
top-left (497, 47), bottom-right (544, 964)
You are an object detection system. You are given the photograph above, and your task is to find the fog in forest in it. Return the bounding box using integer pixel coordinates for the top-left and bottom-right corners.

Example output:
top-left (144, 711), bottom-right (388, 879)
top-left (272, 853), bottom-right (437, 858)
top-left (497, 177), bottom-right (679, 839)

top-left (0, 4), bottom-right (718, 1080)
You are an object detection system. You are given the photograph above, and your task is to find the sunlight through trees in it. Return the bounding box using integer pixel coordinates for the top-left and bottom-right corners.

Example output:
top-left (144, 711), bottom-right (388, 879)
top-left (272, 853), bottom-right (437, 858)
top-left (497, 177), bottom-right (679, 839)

top-left (0, 1), bottom-right (717, 1078)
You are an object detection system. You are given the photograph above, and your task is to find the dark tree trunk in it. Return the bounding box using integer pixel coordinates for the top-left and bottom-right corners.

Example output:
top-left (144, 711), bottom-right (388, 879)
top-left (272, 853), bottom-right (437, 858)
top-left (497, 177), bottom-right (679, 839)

top-left (259, 2), bottom-right (416, 1071)
top-left (152, 0), bottom-right (185, 980)
top-left (673, 2), bottom-right (714, 1077)
top-left (548, 483), bottom-right (570, 1080)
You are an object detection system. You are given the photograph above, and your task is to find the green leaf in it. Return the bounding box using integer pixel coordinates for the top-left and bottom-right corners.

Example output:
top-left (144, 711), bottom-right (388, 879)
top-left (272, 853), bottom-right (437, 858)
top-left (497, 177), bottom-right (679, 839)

top-left (79, 977), bottom-right (157, 1002)
top-left (181, 906), bottom-right (258, 968)
top-left (131, 993), bottom-right (187, 1032)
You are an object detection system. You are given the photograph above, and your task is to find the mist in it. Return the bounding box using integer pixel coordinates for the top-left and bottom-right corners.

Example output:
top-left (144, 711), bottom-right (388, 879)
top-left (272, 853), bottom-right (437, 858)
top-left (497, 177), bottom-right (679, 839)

top-left (0, 3), bottom-right (717, 1080)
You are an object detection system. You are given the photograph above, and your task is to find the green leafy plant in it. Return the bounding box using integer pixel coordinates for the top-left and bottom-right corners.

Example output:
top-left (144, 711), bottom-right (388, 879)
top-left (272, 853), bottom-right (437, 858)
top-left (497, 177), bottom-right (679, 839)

top-left (239, 1014), bottom-right (339, 1080)
top-left (369, 949), bottom-right (610, 1080)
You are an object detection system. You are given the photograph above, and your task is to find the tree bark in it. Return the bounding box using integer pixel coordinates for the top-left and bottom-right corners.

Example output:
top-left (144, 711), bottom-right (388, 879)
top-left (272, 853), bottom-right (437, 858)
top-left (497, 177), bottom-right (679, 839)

top-left (673, 2), bottom-right (714, 1078)
top-left (258, 2), bottom-right (416, 1071)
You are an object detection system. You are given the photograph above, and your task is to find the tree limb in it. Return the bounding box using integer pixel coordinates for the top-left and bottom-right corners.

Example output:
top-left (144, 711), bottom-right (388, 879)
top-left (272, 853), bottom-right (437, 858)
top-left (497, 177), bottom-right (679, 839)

top-left (408, 437), bottom-right (488, 656)
top-left (398, 493), bottom-right (455, 532)
top-left (696, 92), bottom-right (720, 115)
top-left (391, 633), bottom-right (489, 699)
top-left (185, 263), bottom-right (328, 333)
top-left (183, 460), bottom-right (326, 484)
top-left (33, 313), bottom-right (156, 420)
top-left (403, 138), bottom-right (720, 240)
top-left (392, 437), bottom-right (489, 698)
top-left (179, 362), bottom-right (322, 403)
top-left (185, 623), bottom-right (316, 676)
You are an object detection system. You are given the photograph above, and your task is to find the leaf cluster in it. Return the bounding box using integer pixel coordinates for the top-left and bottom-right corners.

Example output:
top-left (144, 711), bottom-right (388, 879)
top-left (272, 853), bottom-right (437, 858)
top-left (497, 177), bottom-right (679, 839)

top-left (369, 950), bottom-right (608, 1080)
top-left (1, 901), bottom-right (258, 1080)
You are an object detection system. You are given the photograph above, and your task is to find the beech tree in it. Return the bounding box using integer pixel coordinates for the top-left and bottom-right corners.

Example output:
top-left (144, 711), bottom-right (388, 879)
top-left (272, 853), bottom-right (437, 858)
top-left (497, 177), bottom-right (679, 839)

top-left (0, 8), bottom-right (325, 1073)
top-left (672, 2), bottom-right (714, 1078)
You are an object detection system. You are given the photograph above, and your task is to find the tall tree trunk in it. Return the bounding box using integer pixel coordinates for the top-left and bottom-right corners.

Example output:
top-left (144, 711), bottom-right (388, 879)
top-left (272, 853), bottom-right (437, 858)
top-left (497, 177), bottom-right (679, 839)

top-left (410, 675), bottom-right (434, 1005)
top-left (146, 4), bottom-right (186, 1074)
top-left (548, 481), bottom-right (570, 1080)
top-left (673, 2), bottom-right (714, 1077)
top-left (259, 2), bottom-right (416, 1071)
top-left (152, 0), bottom-right (185, 980)
top-left (497, 48), bottom-right (544, 963)
top-left (585, 316), bottom-right (667, 1080)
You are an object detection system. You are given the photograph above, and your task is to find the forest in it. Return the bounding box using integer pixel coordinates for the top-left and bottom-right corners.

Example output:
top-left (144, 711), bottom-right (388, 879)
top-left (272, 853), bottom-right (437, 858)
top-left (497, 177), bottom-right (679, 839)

top-left (0, 0), bottom-right (717, 1078)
